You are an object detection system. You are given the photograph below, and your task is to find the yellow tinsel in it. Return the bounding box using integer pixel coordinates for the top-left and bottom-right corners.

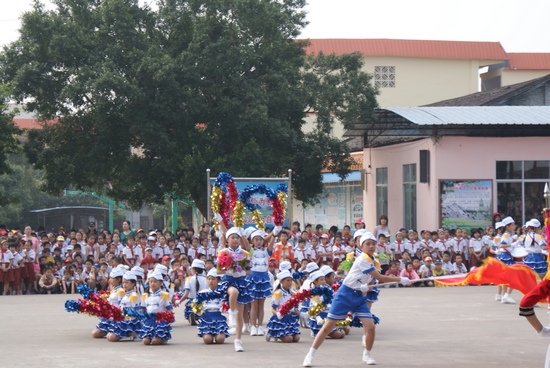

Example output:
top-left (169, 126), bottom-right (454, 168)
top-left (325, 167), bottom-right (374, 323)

top-left (277, 192), bottom-right (287, 214)
top-left (319, 316), bottom-right (352, 327)
top-left (233, 200), bottom-right (245, 228)
top-left (211, 186), bottom-right (223, 230)
top-left (251, 209), bottom-right (265, 230)
top-left (307, 301), bottom-right (325, 317)
top-left (191, 301), bottom-right (204, 316)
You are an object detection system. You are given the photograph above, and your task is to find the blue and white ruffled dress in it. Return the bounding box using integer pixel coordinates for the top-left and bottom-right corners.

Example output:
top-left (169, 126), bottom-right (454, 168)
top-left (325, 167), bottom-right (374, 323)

top-left (496, 233), bottom-right (515, 265)
top-left (246, 247), bottom-right (272, 299)
top-left (138, 290), bottom-right (173, 341)
top-left (523, 233), bottom-right (548, 275)
top-left (266, 288), bottom-right (300, 338)
top-left (217, 247), bottom-right (253, 304)
top-left (183, 274), bottom-right (208, 319)
top-left (197, 296), bottom-right (229, 337)
top-left (96, 286), bottom-right (124, 332)
top-left (110, 290), bottom-right (140, 338)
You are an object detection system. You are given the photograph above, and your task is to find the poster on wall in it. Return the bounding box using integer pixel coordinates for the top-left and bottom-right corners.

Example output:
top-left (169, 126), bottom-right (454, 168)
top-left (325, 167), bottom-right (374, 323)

top-left (439, 180), bottom-right (492, 231)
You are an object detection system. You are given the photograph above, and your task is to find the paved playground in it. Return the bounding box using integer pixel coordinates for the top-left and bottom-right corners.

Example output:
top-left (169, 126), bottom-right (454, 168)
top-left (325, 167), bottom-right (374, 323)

top-left (1, 285), bottom-right (546, 367)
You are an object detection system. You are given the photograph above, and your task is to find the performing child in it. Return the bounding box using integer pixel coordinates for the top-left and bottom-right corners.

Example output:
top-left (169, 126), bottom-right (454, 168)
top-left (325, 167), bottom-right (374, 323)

top-left (265, 270), bottom-right (300, 343)
top-left (197, 269), bottom-right (229, 344)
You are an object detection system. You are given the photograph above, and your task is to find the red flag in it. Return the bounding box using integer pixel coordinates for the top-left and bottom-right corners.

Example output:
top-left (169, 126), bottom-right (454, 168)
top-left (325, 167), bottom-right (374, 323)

top-left (434, 257), bottom-right (539, 295)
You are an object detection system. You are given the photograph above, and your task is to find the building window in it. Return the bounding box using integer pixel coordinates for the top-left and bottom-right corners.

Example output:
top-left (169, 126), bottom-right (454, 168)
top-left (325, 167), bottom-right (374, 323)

top-left (376, 168), bottom-right (388, 222)
top-left (374, 66), bottom-right (396, 88)
top-left (496, 160), bottom-right (550, 224)
top-left (403, 164), bottom-right (417, 230)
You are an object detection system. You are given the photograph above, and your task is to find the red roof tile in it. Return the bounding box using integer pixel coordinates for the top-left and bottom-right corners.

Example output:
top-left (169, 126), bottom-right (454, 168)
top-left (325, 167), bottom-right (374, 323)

top-left (507, 53), bottom-right (550, 70)
top-left (303, 39), bottom-right (508, 61)
top-left (13, 118), bottom-right (43, 130)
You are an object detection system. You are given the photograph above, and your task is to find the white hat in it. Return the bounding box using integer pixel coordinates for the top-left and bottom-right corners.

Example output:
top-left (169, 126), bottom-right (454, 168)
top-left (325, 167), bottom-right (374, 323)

top-left (309, 270), bottom-right (324, 281)
top-left (250, 229), bottom-right (266, 240)
top-left (207, 269), bottom-right (219, 278)
top-left (149, 271), bottom-right (164, 281)
top-left (145, 246), bottom-right (153, 251)
top-left (131, 266), bottom-right (144, 278)
top-left (526, 219), bottom-right (541, 228)
top-left (502, 216), bottom-right (515, 226)
top-left (359, 232), bottom-right (377, 245)
top-left (155, 264), bottom-right (168, 275)
top-left (244, 227), bottom-right (256, 239)
top-left (226, 227), bottom-right (241, 238)
top-left (123, 272), bottom-right (136, 281)
top-left (279, 260), bottom-right (292, 271)
top-left (147, 236), bottom-right (156, 241)
top-left (149, 231), bottom-right (157, 236)
top-left (353, 229), bottom-right (367, 240)
top-left (66, 245), bottom-right (74, 250)
top-left (495, 221), bottom-right (504, 229)
top-left (191, 259), bottom-right (205, 269)
top-left (305, 262), bottom-right (319, 274)
top-left (320, 265), bottom-right (334, 277)
top-left (109, 266), bottom-right (125, 278)
top-left (277, 270), bottom-right (292, 281)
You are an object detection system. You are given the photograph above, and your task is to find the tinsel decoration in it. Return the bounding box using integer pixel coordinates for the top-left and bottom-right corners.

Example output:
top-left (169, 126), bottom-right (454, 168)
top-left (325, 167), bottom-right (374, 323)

top-left (307, 301), bottom-right (325, 317)
top-left (271, 196), bottom-right (284, 226)
top-left (250, 209), bottom-right (265, 230)
top-left (221, 302), bottom-right (230, 312)
top-left (190, 289), bottom-right (225, 316)
top-left (122, 307), bottom-right (175, 323)
top-left (64, 293), bottom-right (124, 321)
top-left (233, 200), bottom-right (246, 228)
top-left (292, 271), bottom-right (306, 281)
top-left (279, 286), bottom-right (335, 316)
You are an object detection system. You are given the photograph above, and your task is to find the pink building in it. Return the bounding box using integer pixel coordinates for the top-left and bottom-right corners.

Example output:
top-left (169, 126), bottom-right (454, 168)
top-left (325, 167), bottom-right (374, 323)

top-left (348, 106), bottom-right (550, 232)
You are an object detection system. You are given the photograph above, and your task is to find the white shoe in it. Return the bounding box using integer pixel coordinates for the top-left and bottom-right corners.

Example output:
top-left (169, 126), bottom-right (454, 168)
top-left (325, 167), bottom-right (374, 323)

top-left (242, 323), bottom-right (250, 334)
top-left (539, 326), bottom-right (550, 338)
top-left (227, 327), bottom-right (237, 335)
top-left (363, 351), bottom-right (376, 365)
top-left (495, 294), bottom-right (502, 302)
top-left (228, 310), bottom-right (237, 327)
top-left (234, 339), bottom-right (244, 352)
top-left (361, 335), bottom-right (366, 347)
top-left (256, 326), bottom-right (264, 336)
top-left (501, 295), bottom-right (516, 304)
top-left (303, 353), bottom-right (314, 367)
top-left (250, 326), bottom-right (258, 336)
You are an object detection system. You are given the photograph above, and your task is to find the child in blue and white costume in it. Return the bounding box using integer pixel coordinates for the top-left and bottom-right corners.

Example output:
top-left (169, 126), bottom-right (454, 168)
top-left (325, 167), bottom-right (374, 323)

top-left (266, 270), bottom-right (300, 343)
top-left (217, 226), bottom-right (252, 352)
top-left (131, 266), bottom-right (145, 299)
top-left (246, 229), bottom-right (273, 336)
top-left (107, 272), bottom-right (140, 342)
top-left (180, 259), bottom-right (207, 325)
top-left (198, 269), bottom-right (229, 344)
top-left (496, 216), bottom-right (519, 304)
top-left (298, 262), bottom-right (320, 329)
top-left (139, 271), bottom-right (173, 345)
top-left (307, 269), bottom-right (345, 339)
top-left (521, 219), bottom-right (547, 276)
top-left (91, 265), bottom-right (126, 338)
top-left (302, 232), bottom-right (411, 367)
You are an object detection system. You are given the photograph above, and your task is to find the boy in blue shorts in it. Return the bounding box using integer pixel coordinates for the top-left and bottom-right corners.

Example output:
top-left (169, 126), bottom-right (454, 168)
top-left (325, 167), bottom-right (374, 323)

top-left (302, 232), bottom-right (411, 366)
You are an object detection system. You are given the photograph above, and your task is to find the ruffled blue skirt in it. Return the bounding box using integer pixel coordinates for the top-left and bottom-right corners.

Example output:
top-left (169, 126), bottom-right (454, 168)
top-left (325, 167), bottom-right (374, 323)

top-left (197, 311), bottom-right (229, 337)
top-left (497, 251), bottom-right (514, 265)
top-left (110, 318), bottom-right (141, 338)
top-left (96, 319), bottom-right (113, 333)
top-left (266, 313), bottom-right (300, 338)
top-left (246, 271), bottom-right (272, 299)
top-left (218, 275), bottom-right (253, 304)
top-left (138, 320), bottom-right (172, 341)
top-left (184, 300), bottom-right (193, 320)
top-left (308, 311), bottom-right (343, 336)
top-left (524, 253), bottom-right (547, 274)
top-left (299, 299), bottom-right (310, 314)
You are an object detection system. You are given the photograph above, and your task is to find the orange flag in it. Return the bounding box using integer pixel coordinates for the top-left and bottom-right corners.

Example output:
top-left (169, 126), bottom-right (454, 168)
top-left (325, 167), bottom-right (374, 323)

top-left (434, 257), bottom-right (539, 295)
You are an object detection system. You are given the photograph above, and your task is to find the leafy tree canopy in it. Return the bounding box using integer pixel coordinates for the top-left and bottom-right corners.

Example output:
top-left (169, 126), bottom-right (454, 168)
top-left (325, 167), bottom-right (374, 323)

top-left (1, 0), bottom-right (378, 215)
top-left (0, 84), bottom-right (22, 205)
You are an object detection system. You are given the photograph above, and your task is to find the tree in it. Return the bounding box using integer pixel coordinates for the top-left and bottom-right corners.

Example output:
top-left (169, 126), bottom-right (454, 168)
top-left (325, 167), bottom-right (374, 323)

top-left (0, 84), bottom-right (22, 205)
top-left (1, 0), bottom-right (378, 215)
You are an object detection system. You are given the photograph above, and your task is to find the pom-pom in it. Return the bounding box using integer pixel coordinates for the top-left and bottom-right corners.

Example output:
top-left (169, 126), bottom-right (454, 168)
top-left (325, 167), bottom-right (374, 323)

top-left (233, 200), bottom-right (245, 228)
top-left (292, 271), bottom-right (306, 281)
top-left (278, 289), bottom-right (311, 316)
top-left (221, 302), bottom-right (230, 312)
top-left (65, 300), bottom-right (81, 313)
top-left (77, 284), bottom-right (93, 299)
top-left (307, 301), bottom-right (325, 317)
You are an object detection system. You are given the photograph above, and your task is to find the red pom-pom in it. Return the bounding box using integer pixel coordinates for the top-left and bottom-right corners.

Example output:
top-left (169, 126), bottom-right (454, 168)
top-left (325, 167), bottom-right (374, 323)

top-left (271, 197), bottom-right (284, 226)
top-left (279, 289), bottom-right (311, 316)
top-left (227, 182), bottom-right (239, 216)
top-left (221, 302), bottom-right (230, 312)
top-left (156, 311), bottom-right (175, 323)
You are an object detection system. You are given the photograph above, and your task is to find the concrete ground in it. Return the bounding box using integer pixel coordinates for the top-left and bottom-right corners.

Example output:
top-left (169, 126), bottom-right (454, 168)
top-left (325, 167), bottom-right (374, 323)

top-left (1, 285), bottom-right (547, 367)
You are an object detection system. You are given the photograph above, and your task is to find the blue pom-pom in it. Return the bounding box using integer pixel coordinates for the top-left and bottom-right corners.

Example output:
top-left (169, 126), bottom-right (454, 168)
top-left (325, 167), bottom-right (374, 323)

top-left (214, 172), bottom-right (234, 188)
top-left (310, 285), bottom-right (335, 305)
top-left (276, 183), bottom-right (288, 194)
top-left (292, 271), bottom-right (306, 281)
top-left (65, 300), bottom-right (81, 313)
top-left (77, 284), bottom-right (93, 299)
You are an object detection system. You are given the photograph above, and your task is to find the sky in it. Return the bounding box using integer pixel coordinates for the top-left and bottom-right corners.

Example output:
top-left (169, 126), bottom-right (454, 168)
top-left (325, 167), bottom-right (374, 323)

top-left (1, 0), bottom-right (550, 52)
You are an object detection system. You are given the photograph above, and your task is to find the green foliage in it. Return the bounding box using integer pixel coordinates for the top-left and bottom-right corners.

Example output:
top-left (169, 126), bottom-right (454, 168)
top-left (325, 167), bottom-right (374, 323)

top-left (1, 0), bottom-right (378, 215)
top-left (0, 84), bottom-right (22, 205)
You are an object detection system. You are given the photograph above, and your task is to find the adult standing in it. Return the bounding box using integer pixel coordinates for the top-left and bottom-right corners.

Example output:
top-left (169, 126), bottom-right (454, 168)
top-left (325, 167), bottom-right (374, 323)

top-left (373, 215), bottom-right (390, 240)
top-left (119, 220), bottom-right (136, 246)
top-left (23, 226), bottom-right (40, 275)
